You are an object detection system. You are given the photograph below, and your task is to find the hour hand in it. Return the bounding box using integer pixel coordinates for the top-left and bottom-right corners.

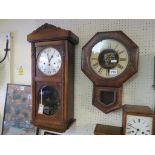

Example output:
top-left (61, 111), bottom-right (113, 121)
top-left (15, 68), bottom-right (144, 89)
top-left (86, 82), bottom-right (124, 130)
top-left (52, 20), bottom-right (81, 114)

top-left (47, 53), bottom-right (50, 62)
top-left (128, 124), bottom-right (137, 130)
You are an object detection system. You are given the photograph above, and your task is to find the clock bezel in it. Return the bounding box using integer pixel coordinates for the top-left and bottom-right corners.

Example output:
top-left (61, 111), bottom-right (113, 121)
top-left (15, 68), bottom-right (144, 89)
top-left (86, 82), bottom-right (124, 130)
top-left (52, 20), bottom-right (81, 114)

top-left (35, 41), bottom-right (64, 80)
top-left (37, 47), bottom-right (62, 76)
top-left (125, 114), bottom-right (153, 135)
top-left (89, 38), bottom-right (130, 79)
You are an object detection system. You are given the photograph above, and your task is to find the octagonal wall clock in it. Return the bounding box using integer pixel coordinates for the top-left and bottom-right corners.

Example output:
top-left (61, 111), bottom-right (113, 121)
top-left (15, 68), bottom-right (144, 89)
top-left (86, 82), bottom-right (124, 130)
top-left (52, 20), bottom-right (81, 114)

top-left (82, 31), bottom-right (139, 113)
top-left (27, 23), bottom-right (79, 132)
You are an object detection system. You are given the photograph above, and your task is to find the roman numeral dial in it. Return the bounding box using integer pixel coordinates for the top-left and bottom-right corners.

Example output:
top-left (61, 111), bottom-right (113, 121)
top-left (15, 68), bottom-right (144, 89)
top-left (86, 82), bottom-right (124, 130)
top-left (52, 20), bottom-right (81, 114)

top-left (90, 39), bottom-right (129, 78)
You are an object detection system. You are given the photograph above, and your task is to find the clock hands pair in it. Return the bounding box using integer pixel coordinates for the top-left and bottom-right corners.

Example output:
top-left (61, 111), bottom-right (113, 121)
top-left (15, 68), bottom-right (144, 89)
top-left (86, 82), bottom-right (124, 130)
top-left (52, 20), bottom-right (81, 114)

top-left (128, 124), bottom-right (147, 135)
top-left (127, 124), bottom-right (139, 134)
top-left (47, 51), bottom-right (55, 63)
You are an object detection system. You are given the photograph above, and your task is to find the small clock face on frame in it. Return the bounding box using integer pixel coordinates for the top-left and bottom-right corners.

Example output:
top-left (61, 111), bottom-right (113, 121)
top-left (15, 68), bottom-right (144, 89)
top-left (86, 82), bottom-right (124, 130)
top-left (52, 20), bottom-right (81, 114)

top-left (90, 39), bottom-right (129, 79)
top-left (125, 115), bottom-right (153, 135)
top-left (37, 47), bottom-right (62, 76)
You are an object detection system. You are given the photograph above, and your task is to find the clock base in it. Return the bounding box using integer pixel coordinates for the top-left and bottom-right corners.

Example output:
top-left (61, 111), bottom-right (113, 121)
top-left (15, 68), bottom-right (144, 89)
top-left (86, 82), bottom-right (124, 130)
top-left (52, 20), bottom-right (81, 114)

top-left (31, 118), bottom-right (76, 133)
top-left (94, 124), bottom-right (123, 135)
top-left (93, 85), bottom-right (122, 113)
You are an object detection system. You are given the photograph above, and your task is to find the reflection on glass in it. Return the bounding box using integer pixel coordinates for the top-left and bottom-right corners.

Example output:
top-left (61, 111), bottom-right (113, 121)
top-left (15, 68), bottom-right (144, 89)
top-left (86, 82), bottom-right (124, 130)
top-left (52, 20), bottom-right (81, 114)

top-left (38, 85), bottom-right (59, 115)
top-left (100, 91), bottom-right (114, 105)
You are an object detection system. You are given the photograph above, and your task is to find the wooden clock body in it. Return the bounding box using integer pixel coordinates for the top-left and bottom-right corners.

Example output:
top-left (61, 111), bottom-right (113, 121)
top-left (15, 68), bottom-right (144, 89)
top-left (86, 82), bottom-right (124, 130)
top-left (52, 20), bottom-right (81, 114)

top-left (122, 104), bottom-right (155, 135)
top-left (82, 31), bottom-right (139, 113)
top-left (27, 23), bottom-right (79, 132)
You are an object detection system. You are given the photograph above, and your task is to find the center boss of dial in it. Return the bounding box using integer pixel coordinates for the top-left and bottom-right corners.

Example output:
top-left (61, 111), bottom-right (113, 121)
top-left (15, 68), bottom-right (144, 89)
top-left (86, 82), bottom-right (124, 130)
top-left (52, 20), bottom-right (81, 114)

top-left (98, 49), bottom-right (119, 69)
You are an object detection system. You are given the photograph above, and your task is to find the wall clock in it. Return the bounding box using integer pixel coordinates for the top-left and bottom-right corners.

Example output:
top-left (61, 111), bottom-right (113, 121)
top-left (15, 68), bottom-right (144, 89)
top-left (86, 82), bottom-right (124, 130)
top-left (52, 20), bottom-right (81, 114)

top-left (27, 23), bottom-right (79, 132)
top-left (82, 31), bottom-right (139, 113)
top-left (122, 104), bottom-right (155, 135)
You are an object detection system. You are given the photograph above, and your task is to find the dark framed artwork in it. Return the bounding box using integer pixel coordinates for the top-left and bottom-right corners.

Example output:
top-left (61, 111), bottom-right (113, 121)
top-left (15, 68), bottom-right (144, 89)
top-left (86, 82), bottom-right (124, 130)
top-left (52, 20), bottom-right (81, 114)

top-left (2, 84), bottom-right (36, 135)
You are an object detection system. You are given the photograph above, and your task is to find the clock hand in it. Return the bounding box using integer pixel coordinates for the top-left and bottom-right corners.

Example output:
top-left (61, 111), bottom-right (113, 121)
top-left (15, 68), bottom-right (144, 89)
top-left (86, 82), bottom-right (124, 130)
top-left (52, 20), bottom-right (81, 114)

top-left (49, 51), bottom-right (55, 62)
top-left (49, 55), bottom-right (53, 62)
top-left (134, 130), bottom-right (138, 135)
top-left (128, 124), bottom-right (137, 130)
top-left (128, 124), bottom-right (140, 135)
top-left (47, 53), bottom-right (50, 63)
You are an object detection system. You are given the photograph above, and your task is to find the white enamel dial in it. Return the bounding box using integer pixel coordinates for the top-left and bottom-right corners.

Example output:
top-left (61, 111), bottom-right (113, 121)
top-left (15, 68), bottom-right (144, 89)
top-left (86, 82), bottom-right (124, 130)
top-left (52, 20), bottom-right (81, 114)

top-left (37, 47), bottom-right (61, 76)
top-left (125, 115), bottom-right (153, 135)
top-left (90, 39), bottom-right (129, 79)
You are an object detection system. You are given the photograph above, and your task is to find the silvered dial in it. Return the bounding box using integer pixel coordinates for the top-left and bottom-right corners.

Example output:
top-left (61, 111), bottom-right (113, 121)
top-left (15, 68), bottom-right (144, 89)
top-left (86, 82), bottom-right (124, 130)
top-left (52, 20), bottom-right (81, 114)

top-left (90, 39), bottom-right (129, 78)
top-left (37, 47), bottom-right (61, 76)
top-left (125, 115), bottom-right (153, 135)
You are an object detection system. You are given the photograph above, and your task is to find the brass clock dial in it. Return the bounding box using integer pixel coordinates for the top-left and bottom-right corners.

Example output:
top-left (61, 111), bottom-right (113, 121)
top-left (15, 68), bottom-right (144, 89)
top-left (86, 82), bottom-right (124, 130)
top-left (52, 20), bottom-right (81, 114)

top-left (90, 39), bottom-right (129, 78)
top-left (37, 47), bottom-right (61, 76)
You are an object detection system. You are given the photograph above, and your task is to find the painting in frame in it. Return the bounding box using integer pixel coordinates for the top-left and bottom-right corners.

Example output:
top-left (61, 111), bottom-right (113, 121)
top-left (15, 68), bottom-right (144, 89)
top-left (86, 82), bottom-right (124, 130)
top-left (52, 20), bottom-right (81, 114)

top-left (2, 84), bottom-right (36, 135)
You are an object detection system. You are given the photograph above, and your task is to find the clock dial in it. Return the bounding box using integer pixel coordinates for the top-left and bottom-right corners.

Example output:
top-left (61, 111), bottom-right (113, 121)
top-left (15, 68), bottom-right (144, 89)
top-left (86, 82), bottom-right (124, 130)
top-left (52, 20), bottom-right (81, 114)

top-left (90, 39), bottom-right (129, 78)
top-left (37, 47), bottom-right (62, 76)
top-left (126, 115), bottom-right (153, 135)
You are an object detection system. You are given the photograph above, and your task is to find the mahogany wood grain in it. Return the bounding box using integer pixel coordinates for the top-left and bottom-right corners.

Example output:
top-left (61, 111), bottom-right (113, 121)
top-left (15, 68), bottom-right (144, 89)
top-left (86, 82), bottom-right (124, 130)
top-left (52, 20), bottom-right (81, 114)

top-left (27, 23), bottom-right (79, 132)
top-left (82, 31), bottom-right (139, 113)
top-left (94, 124), bottom-right (123, 135)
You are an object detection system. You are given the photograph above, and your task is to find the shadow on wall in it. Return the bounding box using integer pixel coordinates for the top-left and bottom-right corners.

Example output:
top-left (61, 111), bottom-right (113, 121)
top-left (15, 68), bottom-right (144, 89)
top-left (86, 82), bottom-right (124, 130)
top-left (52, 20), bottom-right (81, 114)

top-left (0, 105), bottom-right (3, 134)
top-left (0, 63), bottom-right (7, 134)
top-left (0, 62), bottom-right (6, 83)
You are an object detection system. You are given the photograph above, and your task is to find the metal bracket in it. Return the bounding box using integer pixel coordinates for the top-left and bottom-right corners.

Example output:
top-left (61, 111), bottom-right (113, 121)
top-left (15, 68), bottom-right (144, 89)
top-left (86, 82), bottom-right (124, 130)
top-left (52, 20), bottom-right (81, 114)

top-left (0, 34), bottom-right (10, 63)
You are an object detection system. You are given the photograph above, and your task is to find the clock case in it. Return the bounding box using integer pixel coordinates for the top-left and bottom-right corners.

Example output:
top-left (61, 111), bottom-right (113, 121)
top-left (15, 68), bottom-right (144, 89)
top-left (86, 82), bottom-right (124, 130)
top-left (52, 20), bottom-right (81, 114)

top-left (122, 104), bottom-right (155, 135)
top-left (27, 23), bottom-right (79, 132)
top-left (82, 31), bottom-right (139, 113)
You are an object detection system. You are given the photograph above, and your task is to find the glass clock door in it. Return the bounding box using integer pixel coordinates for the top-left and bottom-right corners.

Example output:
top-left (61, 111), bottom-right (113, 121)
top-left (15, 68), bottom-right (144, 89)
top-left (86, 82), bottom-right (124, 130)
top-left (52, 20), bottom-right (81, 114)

top-left (38, 85), bottom-right (60, 115)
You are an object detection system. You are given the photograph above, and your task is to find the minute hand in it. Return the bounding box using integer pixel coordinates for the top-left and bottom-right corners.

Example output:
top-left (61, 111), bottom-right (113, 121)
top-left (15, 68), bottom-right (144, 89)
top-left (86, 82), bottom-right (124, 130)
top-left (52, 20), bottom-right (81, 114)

top-left (49, 55), bottom-right (53, 62)
top-left (49, 51), bottom-right (55, 62)
top-left (128, 124), bottom-right (137, 130)
top-left (47, 53), bottom-right (50, 63)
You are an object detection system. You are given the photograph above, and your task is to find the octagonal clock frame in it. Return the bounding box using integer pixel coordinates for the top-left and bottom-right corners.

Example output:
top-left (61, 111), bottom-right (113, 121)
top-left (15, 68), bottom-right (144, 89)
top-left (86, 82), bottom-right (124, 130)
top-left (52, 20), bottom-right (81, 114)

top-left (82, 31), bottom-right (139, 113)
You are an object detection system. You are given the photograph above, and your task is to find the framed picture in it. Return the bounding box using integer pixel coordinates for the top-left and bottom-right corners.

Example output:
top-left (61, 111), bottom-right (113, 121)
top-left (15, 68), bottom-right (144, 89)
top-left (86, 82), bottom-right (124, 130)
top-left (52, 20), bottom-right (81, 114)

top-left (36, 128), bottom-right (59, 135)
top-left (2, 84), bottom-right (37, 135)
top-left (44, 131), bottom-right (59, 135)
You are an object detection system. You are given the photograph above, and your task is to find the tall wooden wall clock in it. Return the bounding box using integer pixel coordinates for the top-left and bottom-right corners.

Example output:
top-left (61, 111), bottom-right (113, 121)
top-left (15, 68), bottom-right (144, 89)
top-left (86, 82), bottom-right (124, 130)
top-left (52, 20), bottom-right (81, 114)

top-left (27, 23), bottom-right (79, 132)
top-left (82, 31), bottom-right (139, 113)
